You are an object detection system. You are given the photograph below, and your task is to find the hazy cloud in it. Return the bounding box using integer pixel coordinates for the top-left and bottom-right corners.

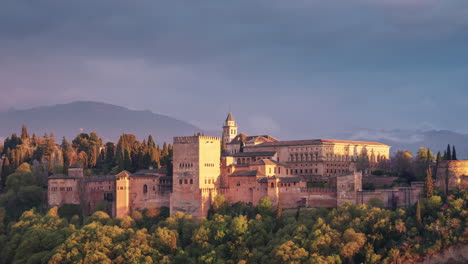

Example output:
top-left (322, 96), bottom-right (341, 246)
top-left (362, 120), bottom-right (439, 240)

top-left (0, 0), bottom-right (467, 138)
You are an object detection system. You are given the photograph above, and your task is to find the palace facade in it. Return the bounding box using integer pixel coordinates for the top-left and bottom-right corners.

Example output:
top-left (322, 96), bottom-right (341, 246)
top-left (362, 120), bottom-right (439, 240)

top-left (48, 112), bottom-right (441, 218)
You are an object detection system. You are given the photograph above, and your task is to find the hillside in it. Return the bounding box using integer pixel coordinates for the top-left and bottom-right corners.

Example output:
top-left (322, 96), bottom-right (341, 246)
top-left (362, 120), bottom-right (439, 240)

top-left (0, 101), bottom-right (202, 144)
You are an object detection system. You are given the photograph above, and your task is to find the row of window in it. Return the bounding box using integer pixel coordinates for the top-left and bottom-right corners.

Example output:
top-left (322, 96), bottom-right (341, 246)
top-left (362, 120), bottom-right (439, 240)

top-left (268, 167), bottom-right (281, 174)
top-left (179, 163), bottom-right (194, 169)
top-left (327, 169), bottom-right (347, 173)
top-left (49, 187), bottom-right (73, 192)
top-left (91, 186), bottom-right (112, 191)
top-left (287, 168), bottom-right (319, 175)
top-left (179, 179), bottom-right (194, 184)
top-left (204, 163), bottom-right (215, 167)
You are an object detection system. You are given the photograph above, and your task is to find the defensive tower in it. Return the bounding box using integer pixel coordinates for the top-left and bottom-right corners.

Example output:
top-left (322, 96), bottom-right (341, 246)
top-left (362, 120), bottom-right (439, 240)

top-left (170, 135), bottom-right (221, 218)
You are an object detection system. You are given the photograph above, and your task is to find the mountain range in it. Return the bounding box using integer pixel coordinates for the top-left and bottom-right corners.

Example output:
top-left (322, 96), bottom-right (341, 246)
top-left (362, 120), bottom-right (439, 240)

top-left (0, 101), bottom-right (466, 158)
top-left (0, 101), bottom-right (202, 144)
top-left (344, 129), bottom-right (468, 159)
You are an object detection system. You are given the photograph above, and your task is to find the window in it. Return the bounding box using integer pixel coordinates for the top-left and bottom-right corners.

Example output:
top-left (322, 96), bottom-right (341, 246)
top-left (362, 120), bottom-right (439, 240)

top-left (179, 179), bottom-right (183, 184)
top-left (184, 179), bottom-right (188, 184)
top-left (190, 179), bottom-right (193, 184)
top-left (143, 184), bottom-right (148, 193)
top-left (271, 183), bottom-right (275, 188)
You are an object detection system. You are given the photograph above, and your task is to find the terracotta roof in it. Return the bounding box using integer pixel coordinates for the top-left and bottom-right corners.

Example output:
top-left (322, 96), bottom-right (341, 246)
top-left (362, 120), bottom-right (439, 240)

top-left (49, 174), bottom-right (77, 179)
top-left (250, 159), bottom-right (289, 167)
top-left (247, 139), bottom-right (389, 148)
top-left (228, 134), bottom-right (279, 145)
top-left (232, 151), bottom-right (276, 157)
top-left (226, 112), bottom-right (235, 122)
top-left (85, 175), bottom-right (116, 182)
top-left (133, 168), bottom-right (168, 177)
top-left (115, 170), bottom-right (132, 178)
top-left (279, 177), bottom-right (302, 183)
top-left (231, 169), bottom-right (266, 177)
top-left (228, 133), bottom-right (248, 144)
top-left (69, 163), bottom-right (82, 168)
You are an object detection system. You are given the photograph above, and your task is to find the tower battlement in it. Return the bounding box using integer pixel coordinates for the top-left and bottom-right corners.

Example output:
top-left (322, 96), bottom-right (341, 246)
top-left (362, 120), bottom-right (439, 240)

top-left (174, 136), bottom-right (220, 144)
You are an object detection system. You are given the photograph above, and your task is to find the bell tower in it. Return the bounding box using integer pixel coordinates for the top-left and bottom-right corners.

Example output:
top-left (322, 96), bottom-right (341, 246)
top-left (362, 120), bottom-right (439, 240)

top-left (222, 112), bottom-right (238, 144)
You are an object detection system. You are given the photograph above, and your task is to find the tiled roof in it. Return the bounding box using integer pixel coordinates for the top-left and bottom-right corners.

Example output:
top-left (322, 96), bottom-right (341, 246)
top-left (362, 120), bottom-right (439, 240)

top-left (257, 176), bottom-right (302, 183)
top-left (228, 134), bottom-right (279, 145)
top-left (226, 112), bottom-right (235, 122)
top-left (133, 168), bottom-right (168, 177)
top-left (231, 170), bottom-right (265, 177)
top-left (85, 175), bottom-right (116, 182)
top-left (247, 139), bottom-right (389, 148)
top-left (115, 170), bottom-right (132, 178)
top-left (279, 177), bottom-right (302, 183)
top-left (232, 151), bottom-right (276, 157)
top-left (250, 159), bottom-right (289, 167)
top-left (228, 133), bottom-right (248, 144)
top-left (49, 174), bottom-right (77, 179)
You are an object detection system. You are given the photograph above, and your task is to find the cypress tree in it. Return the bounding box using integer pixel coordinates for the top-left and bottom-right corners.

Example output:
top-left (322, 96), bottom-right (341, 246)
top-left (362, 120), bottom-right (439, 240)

top-left (446, 144), bottom-right (452, 160)
top-left (276, 197), bottom-right (282, 220)
top-left (436, 152), bottom-right (442, 163)
top-left (443, 150), bottom-right (447, 160)
top-left (1, 157), bottom-right (11, 188)
top-left (425, 167), bottom-right (434, 198)
top-left (21, 125), bottom-right (29, 141)
top-left (452, 146), bottom-right (457, 160)
top-left (416, 200), bottom-right (422, 224)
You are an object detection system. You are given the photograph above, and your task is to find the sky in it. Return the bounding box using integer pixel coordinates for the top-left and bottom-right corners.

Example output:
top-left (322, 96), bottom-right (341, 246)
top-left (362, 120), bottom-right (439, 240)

top-left (0, 0), bottom-right (467, 140)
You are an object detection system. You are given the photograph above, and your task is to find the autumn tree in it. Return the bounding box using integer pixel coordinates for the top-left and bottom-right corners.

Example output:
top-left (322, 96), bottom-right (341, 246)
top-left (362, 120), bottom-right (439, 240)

top-left (424, 168), bottom-right (433, 198)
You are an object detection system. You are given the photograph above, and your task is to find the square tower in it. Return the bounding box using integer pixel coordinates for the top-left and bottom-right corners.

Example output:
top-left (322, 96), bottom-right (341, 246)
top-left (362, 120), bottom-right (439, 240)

top-left (170, 135), bottom-right (221, 219)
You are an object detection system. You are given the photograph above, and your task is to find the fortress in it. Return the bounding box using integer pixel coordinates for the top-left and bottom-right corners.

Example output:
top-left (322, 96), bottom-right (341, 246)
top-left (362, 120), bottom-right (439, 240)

top-left (48, 113), bottom-right (466, 218)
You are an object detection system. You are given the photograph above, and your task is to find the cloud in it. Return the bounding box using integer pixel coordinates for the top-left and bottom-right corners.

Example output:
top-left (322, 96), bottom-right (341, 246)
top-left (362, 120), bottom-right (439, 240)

top-left (247, 115), bottom-right (281, 136)
top-left (0, 0), bottom-right (467, 138)
top-left (349, 130), bottom-right (424, 144)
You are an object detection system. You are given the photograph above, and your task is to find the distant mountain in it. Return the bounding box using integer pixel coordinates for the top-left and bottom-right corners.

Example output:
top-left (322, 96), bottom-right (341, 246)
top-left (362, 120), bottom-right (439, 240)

top-left (344, 129), bottom-right (468, 159)
top-left (0, 101), bottom-right (202, 144)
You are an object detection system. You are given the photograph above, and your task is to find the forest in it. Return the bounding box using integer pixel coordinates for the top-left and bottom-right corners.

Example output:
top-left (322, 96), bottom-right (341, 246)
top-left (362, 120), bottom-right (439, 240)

top-left (0, 126), bottom-right (467, 263)
top-left (0, 188), bottom-right (466, 264)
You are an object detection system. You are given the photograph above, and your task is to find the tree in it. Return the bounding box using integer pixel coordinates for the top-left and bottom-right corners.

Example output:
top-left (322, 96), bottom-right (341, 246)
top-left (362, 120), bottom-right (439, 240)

top-left (356, 148), bottom-right (370, 174)
top-left (436, 152), bottom-right (442, 163)
top-left (452, 145), bottom-right (457, 160)
top-left (1, 157), bottom-right (11, 188)
top-left (392, 150), bottom-right (414, 180)
top-left (20, 125), bottom-right (30, 141)
top-left (424, 168), bottom-right (433, 198)
top-left (274, 241), bottom-right (309, 264)
top-left (415, 200), bottom-right (422, 224)
top-left (257, 196), bottom-right (273, 217)
top-left (415, 147), bottom-right (433, 180)
top-left (341, 228), bottom-right (366, 260)
top-left (446, 144), bottom-right (452, 160)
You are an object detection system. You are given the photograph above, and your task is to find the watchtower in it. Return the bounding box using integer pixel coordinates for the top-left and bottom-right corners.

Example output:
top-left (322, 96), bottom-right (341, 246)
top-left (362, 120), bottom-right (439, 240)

top-left (170, 135), bottom-right (221, 218)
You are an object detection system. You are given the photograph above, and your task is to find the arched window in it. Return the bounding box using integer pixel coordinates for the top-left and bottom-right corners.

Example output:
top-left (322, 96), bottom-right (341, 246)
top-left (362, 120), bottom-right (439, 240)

top-left (143, 184), bottom-right (148, 194)
top-left (271, 182), bottom-right (275, 188)
top-left (190, 179), bottom-right (193, 184)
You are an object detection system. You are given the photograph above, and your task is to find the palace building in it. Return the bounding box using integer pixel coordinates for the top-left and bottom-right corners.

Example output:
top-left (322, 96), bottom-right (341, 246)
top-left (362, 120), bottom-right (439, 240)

top-left (48, 112), bottom-right (431, 219)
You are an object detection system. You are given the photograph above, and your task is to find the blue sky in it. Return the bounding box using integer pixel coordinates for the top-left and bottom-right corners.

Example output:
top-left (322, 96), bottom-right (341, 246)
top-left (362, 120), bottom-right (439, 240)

top-left (0, 0), bottom-right (467, 139)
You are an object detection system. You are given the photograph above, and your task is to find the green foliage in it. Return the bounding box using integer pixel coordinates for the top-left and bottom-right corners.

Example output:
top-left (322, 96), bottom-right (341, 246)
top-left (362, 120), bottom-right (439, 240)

top-left (425, 168), bottom-right (434, 198)
top-left (58, 204), bottom-right (82, 220)
top-left (0, 190), bottom-right (466, 264)
top-left (257, 196), bottom-right (273, 217)
top-left (368, 198), bottom-right (384, 208)
top-left (0, 163), bottom-right (43, 221)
